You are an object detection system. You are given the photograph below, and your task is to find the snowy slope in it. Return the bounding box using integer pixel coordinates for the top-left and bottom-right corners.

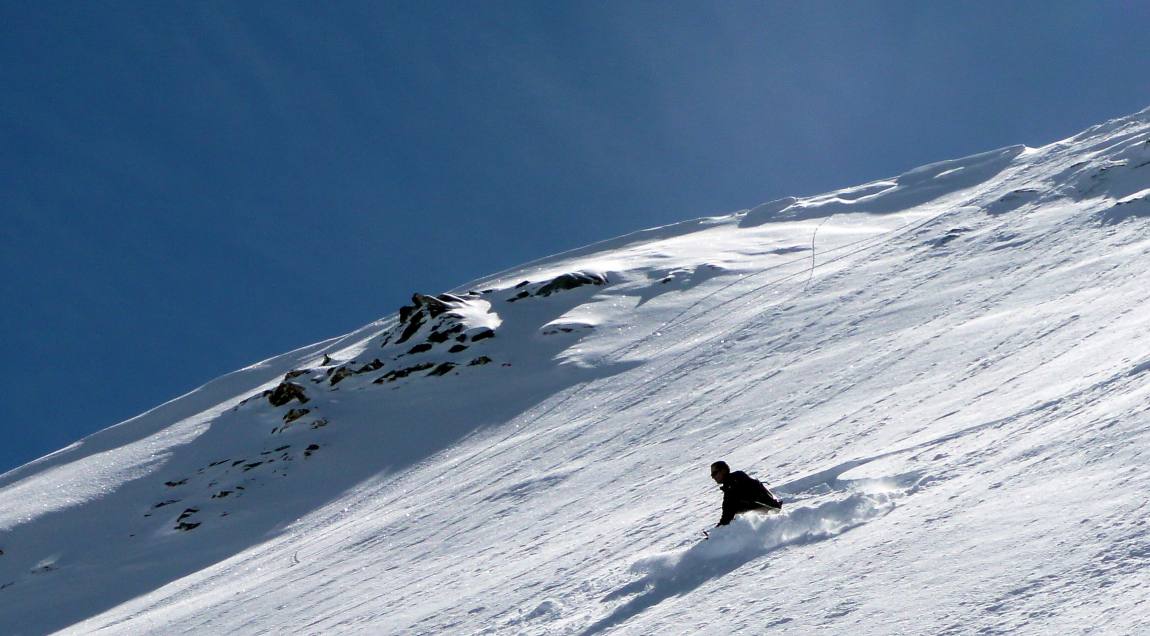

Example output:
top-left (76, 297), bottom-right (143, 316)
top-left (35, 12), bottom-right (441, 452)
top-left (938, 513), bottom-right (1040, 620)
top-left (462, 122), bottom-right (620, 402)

top-left (3, 107), bottom-right (1150, 635)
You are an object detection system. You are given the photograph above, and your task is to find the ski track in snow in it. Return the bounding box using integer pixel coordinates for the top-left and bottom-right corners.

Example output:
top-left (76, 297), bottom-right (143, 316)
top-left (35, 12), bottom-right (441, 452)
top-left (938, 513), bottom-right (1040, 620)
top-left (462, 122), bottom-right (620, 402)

top-left (2, 108), bottom-right (1150, 635)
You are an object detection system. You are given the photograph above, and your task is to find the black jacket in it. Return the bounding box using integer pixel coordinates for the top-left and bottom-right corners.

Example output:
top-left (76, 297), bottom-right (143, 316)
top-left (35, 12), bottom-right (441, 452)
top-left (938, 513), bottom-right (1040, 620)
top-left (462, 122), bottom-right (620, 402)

top-left (717, 471), bottom-right (782, 526)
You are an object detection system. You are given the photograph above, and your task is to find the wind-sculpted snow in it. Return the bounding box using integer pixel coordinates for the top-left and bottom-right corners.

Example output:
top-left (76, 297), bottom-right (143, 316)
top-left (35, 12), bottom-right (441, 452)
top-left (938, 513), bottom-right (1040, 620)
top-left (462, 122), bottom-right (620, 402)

top-left (740, 145), bottom-right (1026, 226)
top-left (5, 107), bottom-right (1150, 635)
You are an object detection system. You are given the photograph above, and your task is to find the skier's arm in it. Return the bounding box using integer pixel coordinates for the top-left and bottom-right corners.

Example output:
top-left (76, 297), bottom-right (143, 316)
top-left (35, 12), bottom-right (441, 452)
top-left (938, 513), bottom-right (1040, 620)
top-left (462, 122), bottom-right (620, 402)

top-left (751, 479), bottom-right (782, 509)
top-left (717, 494), bottom-right (736, 526)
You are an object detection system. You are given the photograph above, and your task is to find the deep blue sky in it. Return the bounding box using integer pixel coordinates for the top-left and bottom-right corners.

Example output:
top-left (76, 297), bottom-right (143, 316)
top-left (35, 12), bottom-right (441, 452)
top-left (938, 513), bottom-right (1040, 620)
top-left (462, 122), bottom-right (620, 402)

top-left (2, 2), bottom-right (1148, 474)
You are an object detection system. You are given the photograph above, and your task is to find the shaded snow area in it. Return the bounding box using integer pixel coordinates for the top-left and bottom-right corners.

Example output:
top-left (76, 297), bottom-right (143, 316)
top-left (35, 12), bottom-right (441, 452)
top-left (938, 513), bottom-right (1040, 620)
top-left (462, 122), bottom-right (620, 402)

top-left (3, 107), bottom-right (1150, 635)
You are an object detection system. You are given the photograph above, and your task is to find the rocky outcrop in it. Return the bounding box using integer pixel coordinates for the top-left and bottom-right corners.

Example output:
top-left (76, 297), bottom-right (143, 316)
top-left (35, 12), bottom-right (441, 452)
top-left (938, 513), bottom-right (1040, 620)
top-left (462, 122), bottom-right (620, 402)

top-left (507, 271), bottom-right (607, 302)
top-left (395, 293), bottom-right (468, 344)
top-left (355, 359), bottom-right (384, 373)
top-left (267, 382), bottom-right (309, 407)
top-left (538, 272), bottom-right (608, 296)
top-left (373, 362), bottom-right (436, 383)
top-left (428, 362), bottom-right (456, 377)
top-left (283, 408), bottom-right (310, 423)
top-left (174, 508), bottom-right (200, 531)
top-left (471, 328), bottom-right (495, 342)
top-left (329, 367), bottom-right (354, 386)
top-left (541, 322), bottom-right (593, 336)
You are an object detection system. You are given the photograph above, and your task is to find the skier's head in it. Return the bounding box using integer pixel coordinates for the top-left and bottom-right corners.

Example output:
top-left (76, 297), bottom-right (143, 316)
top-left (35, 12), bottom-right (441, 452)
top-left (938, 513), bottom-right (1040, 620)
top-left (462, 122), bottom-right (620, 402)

top-left (710, 461), bottom-right (730, 483)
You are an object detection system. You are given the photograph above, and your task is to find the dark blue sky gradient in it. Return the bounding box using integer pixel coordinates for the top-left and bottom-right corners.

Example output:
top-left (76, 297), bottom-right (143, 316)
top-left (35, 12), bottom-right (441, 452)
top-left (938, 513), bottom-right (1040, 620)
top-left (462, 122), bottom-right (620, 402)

top-left (3, 2), bottom-right (1148, 473)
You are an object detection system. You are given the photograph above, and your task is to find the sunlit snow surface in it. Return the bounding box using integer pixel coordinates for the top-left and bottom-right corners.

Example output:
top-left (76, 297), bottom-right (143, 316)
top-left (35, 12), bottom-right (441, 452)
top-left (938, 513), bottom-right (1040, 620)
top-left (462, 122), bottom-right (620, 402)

top-left (3, 108), bottom-right (1150, 635)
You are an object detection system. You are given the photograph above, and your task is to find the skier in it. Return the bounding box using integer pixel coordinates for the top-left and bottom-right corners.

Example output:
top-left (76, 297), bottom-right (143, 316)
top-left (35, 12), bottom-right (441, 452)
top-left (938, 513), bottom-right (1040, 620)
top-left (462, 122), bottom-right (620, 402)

top-left (710, 460), bottom-right (782, 527)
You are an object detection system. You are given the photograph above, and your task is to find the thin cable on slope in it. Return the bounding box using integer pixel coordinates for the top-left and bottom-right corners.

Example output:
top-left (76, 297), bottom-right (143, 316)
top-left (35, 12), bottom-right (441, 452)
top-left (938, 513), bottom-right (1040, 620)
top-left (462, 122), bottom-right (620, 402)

top-left (613, 205), bottom-right (958, 363)
top-left (459, 206), bottom-right (961, 472)
top-left (805, 215), bottom-right (834, 290)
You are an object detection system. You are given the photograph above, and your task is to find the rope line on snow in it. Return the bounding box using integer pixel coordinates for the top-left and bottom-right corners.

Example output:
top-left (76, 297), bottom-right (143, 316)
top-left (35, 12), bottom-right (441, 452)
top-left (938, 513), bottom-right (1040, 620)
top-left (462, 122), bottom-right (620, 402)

top-left (612, 205), bottom-right (957, 364)
top-left (458, 206), bottom-right (959, 469)
top-left (804, 214), bottom-right (834, 290)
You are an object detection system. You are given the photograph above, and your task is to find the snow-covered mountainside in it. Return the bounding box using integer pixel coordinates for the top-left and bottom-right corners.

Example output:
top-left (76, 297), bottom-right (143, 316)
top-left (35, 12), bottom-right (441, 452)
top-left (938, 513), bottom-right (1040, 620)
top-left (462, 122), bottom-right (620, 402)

top-left (4, 107), bottom-right (1150, 635)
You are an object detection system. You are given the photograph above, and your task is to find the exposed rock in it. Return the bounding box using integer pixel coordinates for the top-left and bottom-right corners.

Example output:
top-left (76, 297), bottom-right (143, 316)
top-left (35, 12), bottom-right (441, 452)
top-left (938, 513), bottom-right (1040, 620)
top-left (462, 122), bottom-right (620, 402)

top-left (407, 343), bottom-right (433, 354)
top-left (395, 292), bottom-right (472, 344)
top-left (427, 323), bottom-right (464, 343)
top-left (211, 490), bottom-right (233, 499)
top-left (355, 359), bottom-right (384, 373)
top-left (284, 369), bottom-right (309, 381)
top-left (415, 293), bottom-right (450, 317)
top-left (235, 392), bottom-right (268, 409)
top-left (401, 294), bottom-right (447, 321)
top-left (395, 310), bottom-right (426, 345)
top-left (284, 408), bottom-right (310, 423)
top-left (268, 382), bottom-right (309, 407)
top-left (428, 362), bottom-right (456, 376)
top-left (536, 272), bottom-right (607, 297)
top-left (436, 293), bottom-right (466, 304)
top-left (329, 367), bottom-right (354, 386)
top-left (507, 272), bottom-right (607, 301)
top-left (449, 344), bottom-right (468, 353)
top-left (164, 479), bottom-right (187, 487)
top-left (374, 362), bottom-right (436, 383)
top-left (175, 521), bottom-right (201, 532)
top-left (304, 444), bottom-right (320, 457)
top-left (310, 418), bottom-right (329, 430)
top-left (471, 329), bottom-right (495, 342)
top-left (320, 354), bottom-right (333, 366)
top-left (397, 293), bottom-right (425, 323)
top-left (176, 507), bottom-right (198, 522)
top-left (469, 356), bottom-right (492, 366)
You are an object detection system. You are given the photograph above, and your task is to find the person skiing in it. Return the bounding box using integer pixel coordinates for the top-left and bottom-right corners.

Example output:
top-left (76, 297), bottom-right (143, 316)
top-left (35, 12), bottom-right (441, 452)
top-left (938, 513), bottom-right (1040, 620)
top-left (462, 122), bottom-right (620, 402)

top-left (711, 460), bottom-right (782, 527)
